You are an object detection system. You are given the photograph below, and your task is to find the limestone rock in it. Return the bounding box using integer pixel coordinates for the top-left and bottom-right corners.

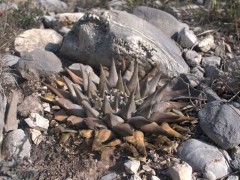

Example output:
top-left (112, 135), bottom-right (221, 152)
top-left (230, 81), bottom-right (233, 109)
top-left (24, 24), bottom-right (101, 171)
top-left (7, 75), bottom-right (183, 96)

top-left (24, 112), bottom-right (49, 131)
top-left (199, 101), bottom-right (240, 149)
top-left (100, 172), bottom-right (118, 180)
top-left (151, 176), bottom-right (160, 180)
top-left (197, 35), bottom-right (215, 52)
top-left (1, 129), bottom-right (31, 159)
top-left (227, 176), bottom-right (239, 180)
top-left (18, 95), bottom-right (43, 118)
top-left (29, 128), bottom-right (44, 145)
top-left (60, 9), bottom-right (189, 78)
top-left (124, 160), bottom-right (140, 175)
top-left (14, 29), bottom-right (63, 55)
top-left (168, 162), bottom-right (192, 180)
top-left (16, 49), bottom-right (62, 80)
top-left (178, 139), bottom-right (232, 179)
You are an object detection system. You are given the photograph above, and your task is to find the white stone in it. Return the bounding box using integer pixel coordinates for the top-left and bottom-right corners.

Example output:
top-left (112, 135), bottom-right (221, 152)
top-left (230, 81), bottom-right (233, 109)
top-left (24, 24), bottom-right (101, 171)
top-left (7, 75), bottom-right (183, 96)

top-left (197, 35), bottom-right (215, 52)
top-left (168, 162), bottom-right (192, 180)
top-left (151, 176), bottom-right (160, 180)
top-left (227, 175), bottom-right (239, 180)
top-left (100, 172), bottom-right (117, 180)
top-left (14, 29), bottom-right (63, 55)
top-left (124, 160), bottom-right (141, 174)
top-left (24, 113), bottom-right (49, 131)
top-left (42, 103), bottom-right (51, 112)
top-left (29, 128), bottom-right (44, 145)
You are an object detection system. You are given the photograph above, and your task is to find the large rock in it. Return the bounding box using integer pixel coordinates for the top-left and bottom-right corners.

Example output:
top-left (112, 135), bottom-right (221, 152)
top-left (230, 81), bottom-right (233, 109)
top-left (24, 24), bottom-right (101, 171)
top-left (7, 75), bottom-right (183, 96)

top-left (16, 49), bottom-right (62, 80)
top-left (14, 29), bottom-right (63, 55)
top-left (178, 139), bottom-right (232, 179)
top-left (132, 6), bottom-right (197, 48)
top-left (199, 101), bottom-right (240, 149)
top-left (1, 129), bottom-right (31, 159)
top-left (60, 10), bottom-right (189, 78)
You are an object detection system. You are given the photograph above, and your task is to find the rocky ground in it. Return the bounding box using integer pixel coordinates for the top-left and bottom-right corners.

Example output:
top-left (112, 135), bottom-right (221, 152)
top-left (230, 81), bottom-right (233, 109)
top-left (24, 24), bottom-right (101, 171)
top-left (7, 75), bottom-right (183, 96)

top-left (0, 0), bottom-right (240, 179)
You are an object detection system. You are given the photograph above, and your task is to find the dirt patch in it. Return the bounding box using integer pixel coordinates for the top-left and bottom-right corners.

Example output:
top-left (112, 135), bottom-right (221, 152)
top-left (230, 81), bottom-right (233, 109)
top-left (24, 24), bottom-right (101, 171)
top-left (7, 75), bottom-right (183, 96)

top-left (29, 135), bottom-right (127, 180)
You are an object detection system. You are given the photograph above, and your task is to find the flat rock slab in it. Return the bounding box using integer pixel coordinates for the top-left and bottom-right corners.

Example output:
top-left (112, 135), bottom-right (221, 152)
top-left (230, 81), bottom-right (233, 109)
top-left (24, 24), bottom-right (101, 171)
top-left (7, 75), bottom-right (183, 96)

top-left (16, 49), bottom-right (62, 80)
top-left (0, 90), bottom-right (7, 143)
top-left (60, 9), bottom-right (189, 78)
top-left (178, 139), bottom-right (232, 179)
top-left (14, 28), bottom-right (63, 55)
top-left (1, 129), bottom-right (31, 159)
top-left (199, 101), bottom-right (240, 149)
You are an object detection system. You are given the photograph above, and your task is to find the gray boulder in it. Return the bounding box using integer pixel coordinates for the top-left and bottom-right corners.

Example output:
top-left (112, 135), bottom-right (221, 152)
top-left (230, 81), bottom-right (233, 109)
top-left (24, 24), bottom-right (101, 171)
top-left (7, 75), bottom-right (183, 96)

top-left (178, 139), bottom-right (232, 179)
top-left (60, 9), bottom-right (189, 78)
top-left (16, 49), bottom-right (62, 80)
top-left (132, 6), bottom-right (197, 48)
top-left (1, 129), bottom-right (31, 159)
top-left (199, 101), bottom-right (240, 149)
